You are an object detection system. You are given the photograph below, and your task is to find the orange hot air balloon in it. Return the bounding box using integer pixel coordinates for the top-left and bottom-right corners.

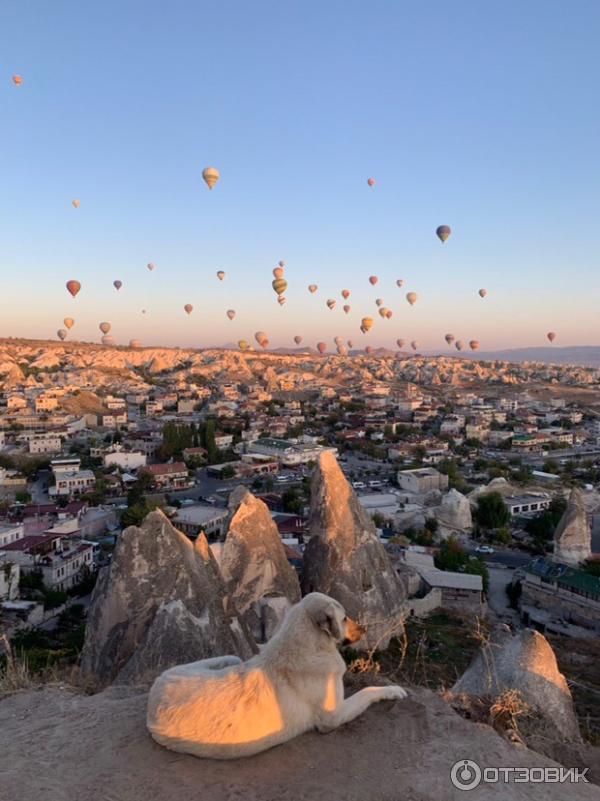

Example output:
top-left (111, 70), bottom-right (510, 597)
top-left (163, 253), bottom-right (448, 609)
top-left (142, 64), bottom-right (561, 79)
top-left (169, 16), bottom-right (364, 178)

top-left (396, 279), bottom-right (404, 288)
top-left (255, 331), bottom-right (268, 348)
top-left (278, 296), bottom-right (286, 306)
top-left (113, 280), bottom-right (123, 291)
top-left (12, 75), bottom-right (23, 86)
top-left (226, 309), bottom-right (236, 320)
top-left (184, 304), bottom-right (193, 315)
top-left (547, 331), bottom-right (557, 343)
top-left (72, 199), bottom-right (80, 208)
top-left (63, 317), bottom-right (74, 330)
top-left (294, 335), bottom-right (302, 345)
top-left (308, 284), bottom-right (318, 294)
top-left (361, 316), bottom-right (373, 332)
top-left (455, 340), bottom-right (464, 351)
top-left (343, 304), bottom-right (351, 314)
top-left (367, 177), bottom-right (376, 187)
top-left (341, 289), bottom-right (350, 299)
top-left (445, 333), bottom-right (455, 345)
top-left (396, 338), bottom-right (405, 349)
top-left (326, 299), bottom-right (336, 310)
top-left (130, 339), bottom-right (142, 348)
top-left (317, 342), bottom-right (327, 355)
top-left (272, 278), bottom-right (287, 296)
top-left (66, 280), bottom-right (81, 298)
top-left (478, 288), bottom-right (487, 298)
top-left (273, 267), bottom-right (285, 279)
top-left (202, 166), bottom-right (220, 190)
top-left (347, 340), bottom-right (354, 348)
top-left (99, 322), bottom-right (111, 335)
top-left (378, 307), bottom-right (387, 318)
top-left (406, 292), bottom-right (418, 306)
top-left (385, 309), bottom-right (393, 319)
top-left (101, 335), bottom-right (114, 346)
top-left (436, 225), bottom-right (451, 243)
top-left (369, 275), bottom-right (378, 286)
top-left (469, 340), bottom-right (480, 351)
top-left (238, 339), bottom-right (248, 351)
top-left (411, 340), bottom-right (419, 351)
top-left (57, 329), bottom-right (67, 341)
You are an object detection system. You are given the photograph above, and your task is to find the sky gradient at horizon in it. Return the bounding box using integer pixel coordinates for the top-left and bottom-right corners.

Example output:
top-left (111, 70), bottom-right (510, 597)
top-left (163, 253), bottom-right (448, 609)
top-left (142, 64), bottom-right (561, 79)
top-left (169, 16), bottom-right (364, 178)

top-left (1, 0), bottom-right (600, 350)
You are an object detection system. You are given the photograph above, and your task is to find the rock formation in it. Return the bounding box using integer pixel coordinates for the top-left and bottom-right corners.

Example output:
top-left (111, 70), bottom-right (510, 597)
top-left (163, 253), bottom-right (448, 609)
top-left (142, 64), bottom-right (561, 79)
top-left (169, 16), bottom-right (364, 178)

top-left (553, 487), bottom-right (592, 566)
top-left (80, 510), bottom-right (256, 687)
top-left (453, 627), bottom-right (581, 743)
top-left (220, 487), bottom-right (301, 641)
top-left (434, 488), bottom-right (473, 537)
top-left (302, 452), bottom-right (406, 649)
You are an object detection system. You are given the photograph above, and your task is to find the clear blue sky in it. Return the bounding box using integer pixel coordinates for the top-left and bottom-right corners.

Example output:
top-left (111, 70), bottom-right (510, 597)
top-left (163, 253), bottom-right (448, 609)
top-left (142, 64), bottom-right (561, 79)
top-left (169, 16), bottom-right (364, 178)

top-left (2, 0), bottom-right (600, 350)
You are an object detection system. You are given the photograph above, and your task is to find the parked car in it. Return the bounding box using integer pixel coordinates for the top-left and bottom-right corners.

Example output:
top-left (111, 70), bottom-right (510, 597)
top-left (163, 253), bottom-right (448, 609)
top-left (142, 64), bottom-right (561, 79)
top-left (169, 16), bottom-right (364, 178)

top-left (475, 545), bottom-right (495, 554)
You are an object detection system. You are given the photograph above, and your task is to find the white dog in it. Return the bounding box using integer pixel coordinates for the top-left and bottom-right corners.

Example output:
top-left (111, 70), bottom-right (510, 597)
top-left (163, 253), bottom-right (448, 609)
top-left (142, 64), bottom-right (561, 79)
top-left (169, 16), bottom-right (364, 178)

top-left (147, 592), bottom-right (407, 759)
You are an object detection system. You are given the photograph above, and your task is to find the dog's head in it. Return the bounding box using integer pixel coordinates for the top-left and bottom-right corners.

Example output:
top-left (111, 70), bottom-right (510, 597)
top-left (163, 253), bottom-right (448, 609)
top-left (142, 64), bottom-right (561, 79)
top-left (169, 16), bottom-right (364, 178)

top-left (303, 592), bottom-right (365, 646)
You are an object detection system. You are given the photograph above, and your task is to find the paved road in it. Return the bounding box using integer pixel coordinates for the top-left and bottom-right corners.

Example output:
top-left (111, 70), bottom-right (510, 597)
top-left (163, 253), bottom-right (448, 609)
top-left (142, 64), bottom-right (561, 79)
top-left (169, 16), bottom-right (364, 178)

top-left (466, 546), bottom-right (531, 569)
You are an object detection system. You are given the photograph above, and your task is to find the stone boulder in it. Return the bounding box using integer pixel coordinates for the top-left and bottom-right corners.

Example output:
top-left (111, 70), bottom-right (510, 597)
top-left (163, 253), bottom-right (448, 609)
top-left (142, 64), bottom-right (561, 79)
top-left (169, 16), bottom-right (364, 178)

top-left (434, 489), bottom-right (473, 537)
top-left (453, 627), bottom-right (581, 743)
top-left (553, 487), bottom-right (592, 566)
top-left (302, 452), bottom-right (406, 649)
top-left (220, 487), bottom-right (301, 641)
top-left (80, 510), bottom-right (256, 687)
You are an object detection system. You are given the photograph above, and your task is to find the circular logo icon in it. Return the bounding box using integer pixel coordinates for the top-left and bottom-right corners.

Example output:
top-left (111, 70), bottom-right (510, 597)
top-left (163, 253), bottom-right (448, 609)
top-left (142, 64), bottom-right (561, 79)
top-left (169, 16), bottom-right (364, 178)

top-left (450, 759), bottom-right (482, 791)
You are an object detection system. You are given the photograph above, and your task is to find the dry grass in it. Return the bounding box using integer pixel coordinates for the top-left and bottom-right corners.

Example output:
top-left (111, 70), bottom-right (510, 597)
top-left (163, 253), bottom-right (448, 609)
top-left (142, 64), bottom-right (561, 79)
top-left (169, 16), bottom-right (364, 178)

top-left (0, 634), bottom-right (92, 697)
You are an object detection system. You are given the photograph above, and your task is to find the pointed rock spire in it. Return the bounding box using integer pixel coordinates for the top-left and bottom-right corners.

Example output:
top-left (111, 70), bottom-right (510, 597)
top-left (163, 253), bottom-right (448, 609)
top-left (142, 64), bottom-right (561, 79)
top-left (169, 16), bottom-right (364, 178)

top-left (553, 488), bottom-right (591, 566)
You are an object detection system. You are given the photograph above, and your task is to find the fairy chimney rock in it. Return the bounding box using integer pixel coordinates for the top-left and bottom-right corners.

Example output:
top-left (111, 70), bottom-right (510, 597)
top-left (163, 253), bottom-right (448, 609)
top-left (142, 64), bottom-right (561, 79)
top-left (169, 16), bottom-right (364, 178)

top-left (553, 487), bottom-right (591, 566)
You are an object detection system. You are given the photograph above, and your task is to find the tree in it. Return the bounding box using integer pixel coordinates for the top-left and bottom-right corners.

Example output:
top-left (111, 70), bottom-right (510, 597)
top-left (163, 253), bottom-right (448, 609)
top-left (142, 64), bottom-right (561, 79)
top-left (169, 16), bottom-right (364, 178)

top-left (474, 492), bottom-right (510, 531)
top-left (524, 496), bottom-right (567, 542)
top-left (282, 488), bottom-right (303, 514)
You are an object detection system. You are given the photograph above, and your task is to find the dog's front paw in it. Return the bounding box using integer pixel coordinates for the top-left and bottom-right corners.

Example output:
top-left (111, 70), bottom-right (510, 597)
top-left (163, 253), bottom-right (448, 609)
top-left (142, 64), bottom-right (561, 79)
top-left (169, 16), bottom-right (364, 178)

top-left (380, 685), bottom-right (408, 701)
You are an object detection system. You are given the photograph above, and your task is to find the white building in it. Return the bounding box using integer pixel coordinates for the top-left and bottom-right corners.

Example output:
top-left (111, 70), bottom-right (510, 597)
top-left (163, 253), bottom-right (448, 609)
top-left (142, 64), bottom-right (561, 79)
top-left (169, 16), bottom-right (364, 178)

top-left (248, 437), bottom-right (337, 466)
top-left (172, 504), bottom-right (228, 541)
top-left (0, 524), bottom-right (24, 548)
top-left (29, 433), bottom-right (62, 454)
top-left (49, 458), bottom-right (96, 497)
top-left (397, 468), bottom-right (449, 495)
top-left (103, 449), bottom-right (147, 471)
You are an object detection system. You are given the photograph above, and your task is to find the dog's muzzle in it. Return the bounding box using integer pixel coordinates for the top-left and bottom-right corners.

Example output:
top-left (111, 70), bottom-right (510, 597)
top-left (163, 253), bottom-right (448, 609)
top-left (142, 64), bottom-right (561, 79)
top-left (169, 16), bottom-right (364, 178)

top-left (343, 618), bottom-right (366, 645)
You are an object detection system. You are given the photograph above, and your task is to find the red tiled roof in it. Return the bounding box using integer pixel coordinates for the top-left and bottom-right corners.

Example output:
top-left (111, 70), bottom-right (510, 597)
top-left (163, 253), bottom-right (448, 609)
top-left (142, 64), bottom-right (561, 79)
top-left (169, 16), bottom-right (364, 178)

top-left (1, 533), bottom-right (59, 552)
top-left (143, 462), bottom-right (188, 475)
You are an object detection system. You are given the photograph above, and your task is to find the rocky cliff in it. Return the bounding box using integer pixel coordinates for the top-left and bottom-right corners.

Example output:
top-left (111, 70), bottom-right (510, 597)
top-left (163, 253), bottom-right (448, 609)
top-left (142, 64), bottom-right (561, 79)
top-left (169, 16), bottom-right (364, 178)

top-left (302, 452), bottom-right (406, 649)
top-left (553, 487), bottom-right (592, 566)
top-left (80, 510), bottom-right (255, 687)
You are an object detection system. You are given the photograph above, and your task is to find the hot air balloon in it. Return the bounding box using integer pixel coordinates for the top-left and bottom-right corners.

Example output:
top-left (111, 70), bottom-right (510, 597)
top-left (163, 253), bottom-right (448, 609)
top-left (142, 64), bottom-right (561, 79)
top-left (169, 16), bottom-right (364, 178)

top-left (278, 260), bottom-right (286, 268)
top-left (202, 166), bottom-right (220, 190)
top-left (72, 199), bottom-right (80, 209)
top-left (272, 278), bottom-right (287, 296)
top-left (147, 262), bottom-right (156, 272)
top-left (255, 331), bottom-right (268, 348)
top-left (378, 307), bottom-right (387, 318)
top-left (63, 317), bottom-right (74, 330)
top-left (343, 304), bottom-right (351, 314)
top-left (478, 288), bottom-right (487, 298)
top-left (385, 309), bottom-right (393, 319)
top-left (294, 335), bottom-right (302, 345)
top-left (341, 289), bottom-right (350, 299)
top-left (66, 280), bottom-right (81, 298)
top-left (396, 279), bottom-right (404, 288)
top-left (101, 335), bottom-right (114, 346)
top-left (396, 338), bottom-right (405, 349)
top-left (369, 275), bottom-right (378, 286)
top-left (375, 298), bottom-right (383, 307)
top-left (327, 299), bottom-right (336, 310)
top-left (347, 340), bottom-right (354, 348)
top-left (411, 340), bottom-right (419, 351)
top-left (547, 331), bottom-right (557, 343)
top-left (469, 340), bottom-right (480, 351)
top-left (317, 342), bottom-right (327, 355)
top-left (99, 322), bottom-right (111, 335)
top-left (129, 339), bottom-right (142, 348)
top-left (367, 178), bottom-right (376, 187)
top-left (217, 270), bottom-right (225, 281)
top-left (445, 333), bottom-right (455, 346)
top-left (337, 345), bottom-right (348, 356)
top-left (238, 339), bottom-right (249, 351)
top-left (226, 309), bottom-right (236, 320)
top-left (406, 292), bottom-right (418, 306)
top-left (113, 280), bottom-right (122, 291)
top-left (361, 317), bottom-right (373, 333)
top-left (455, 340), bottom-right (464, 351)
top-left (184, 304), bottom-right (193, 315)
top-left (57, 329), bottom-right (67, 341)
top-left (308, 284), bottom-right (318, 293)
top-left (277, 296), bottom-right (286, 306)
top-left (273, 267), bottom-right (285, 279)
top-left (142, 309), bottom-right (147, 314)
top-left (12, 75), bottom-right (23, 86)
top-left (436, 225), bottom-right (451, 243)
top-left (365, 346), bottom-right (373, 355)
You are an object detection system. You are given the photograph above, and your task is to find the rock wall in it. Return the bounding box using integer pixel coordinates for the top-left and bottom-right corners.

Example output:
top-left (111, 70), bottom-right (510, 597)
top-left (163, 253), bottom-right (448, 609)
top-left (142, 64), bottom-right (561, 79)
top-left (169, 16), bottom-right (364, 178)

top-left (553, 487), bottom-right (592, 566)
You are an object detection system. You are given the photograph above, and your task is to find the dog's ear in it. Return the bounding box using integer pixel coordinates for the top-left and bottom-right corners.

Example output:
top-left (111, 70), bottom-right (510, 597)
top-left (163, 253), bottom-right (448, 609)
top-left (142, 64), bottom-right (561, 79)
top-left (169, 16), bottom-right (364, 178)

top-left (312, 604), bottom-right (342, 640)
